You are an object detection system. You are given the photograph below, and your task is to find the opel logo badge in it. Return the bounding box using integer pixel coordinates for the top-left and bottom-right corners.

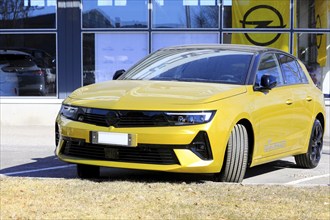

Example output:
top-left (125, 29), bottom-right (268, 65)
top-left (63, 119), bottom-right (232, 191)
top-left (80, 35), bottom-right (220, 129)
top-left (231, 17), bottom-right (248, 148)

top-left (106, 111), bottom-right (119, 126)
top-left (240, 5), bottom-right (287, 46)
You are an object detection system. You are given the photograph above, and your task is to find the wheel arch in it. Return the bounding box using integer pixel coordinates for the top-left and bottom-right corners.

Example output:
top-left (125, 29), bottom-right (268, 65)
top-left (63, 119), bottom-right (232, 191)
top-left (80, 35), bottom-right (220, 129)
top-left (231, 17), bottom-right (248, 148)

top-left (315, 113), bottom-right (325, 133)
top-left (237, 118), bottom-right (255, 167)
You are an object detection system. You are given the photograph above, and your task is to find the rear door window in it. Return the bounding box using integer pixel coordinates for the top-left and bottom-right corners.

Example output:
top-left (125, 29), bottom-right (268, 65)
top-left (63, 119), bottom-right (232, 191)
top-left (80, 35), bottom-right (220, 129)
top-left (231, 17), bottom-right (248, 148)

top-left (277, 54), bottom-right (305, 85)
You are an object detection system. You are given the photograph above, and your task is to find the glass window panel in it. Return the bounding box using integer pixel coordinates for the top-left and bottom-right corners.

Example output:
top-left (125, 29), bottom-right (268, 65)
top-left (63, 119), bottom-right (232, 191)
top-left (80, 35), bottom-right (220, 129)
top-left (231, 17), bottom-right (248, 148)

top-left (82, 0), bottom-right (148, 28)
top-left (223, 32), bottom-right (289, 52)
top-left (256, 53), bottom-right (284, 86)
top-left (183, 0), bottom-right (198, 6)
top-left (278, 54), bottom-right (302, 84)
top-left (83, 33), bottom-right (148, 84)
top-left (152, 33), bottom-right (219, 51)
top-left (295, 0), bottom-right (329, 29)
top-left (224, 0), bottom-right (290, 29)
top-left (0, 0), bottom-right (56, 29)
top-left (152, 0), bottom-right (218, 28)
top-left (200, 0), bottom-right (216, 6)
top-left (294, 33), bottom-right (329, 89)
top-left (296, 61), bottom-right (309, 84)
top-left (0, 34), bottom-right (56, 96)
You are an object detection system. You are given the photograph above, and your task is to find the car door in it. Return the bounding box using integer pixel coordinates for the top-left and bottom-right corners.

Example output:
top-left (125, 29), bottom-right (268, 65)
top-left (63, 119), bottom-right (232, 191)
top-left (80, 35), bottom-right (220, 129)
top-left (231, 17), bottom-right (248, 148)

top-left (277, 53), bottom-right (315, 150)
top-left (252, 53), bottom-right (295, 161)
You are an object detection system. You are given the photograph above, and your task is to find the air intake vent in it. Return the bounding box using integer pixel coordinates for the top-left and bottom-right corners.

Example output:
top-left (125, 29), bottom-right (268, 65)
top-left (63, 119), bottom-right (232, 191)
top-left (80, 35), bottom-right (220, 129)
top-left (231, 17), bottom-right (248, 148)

top-left (61, 138), bottom-right (180, 165)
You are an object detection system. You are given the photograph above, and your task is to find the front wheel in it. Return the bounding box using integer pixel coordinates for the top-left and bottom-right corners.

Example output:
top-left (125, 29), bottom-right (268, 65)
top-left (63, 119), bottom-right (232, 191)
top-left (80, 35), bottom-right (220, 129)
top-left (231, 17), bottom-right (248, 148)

top-left (77, 164), bottom-right (100, 179)
top-left (295, 119), bottom-right (323, 168)
top-left (214, 124), bottom-right (249, 183)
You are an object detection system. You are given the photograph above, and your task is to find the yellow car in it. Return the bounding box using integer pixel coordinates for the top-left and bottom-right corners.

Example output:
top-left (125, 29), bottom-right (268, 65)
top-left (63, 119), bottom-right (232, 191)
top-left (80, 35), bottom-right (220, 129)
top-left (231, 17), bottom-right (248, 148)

top-left (55, 45), bottom-right (326, 182)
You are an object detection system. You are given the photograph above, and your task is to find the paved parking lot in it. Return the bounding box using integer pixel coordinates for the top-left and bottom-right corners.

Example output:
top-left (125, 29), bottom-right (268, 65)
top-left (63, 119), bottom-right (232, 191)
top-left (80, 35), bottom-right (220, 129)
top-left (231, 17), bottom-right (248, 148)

top-left (1, 104), bottom-right (329, 185)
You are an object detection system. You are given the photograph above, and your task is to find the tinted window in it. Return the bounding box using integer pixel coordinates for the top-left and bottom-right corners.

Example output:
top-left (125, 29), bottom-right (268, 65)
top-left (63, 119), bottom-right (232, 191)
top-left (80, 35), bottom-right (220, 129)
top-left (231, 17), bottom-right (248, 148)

top-left (278, 54), bottom-right (302, 84)
top-left (256, 53), bottom-right (283, 86)
top-left (121, 49), bottom-right (253, 85)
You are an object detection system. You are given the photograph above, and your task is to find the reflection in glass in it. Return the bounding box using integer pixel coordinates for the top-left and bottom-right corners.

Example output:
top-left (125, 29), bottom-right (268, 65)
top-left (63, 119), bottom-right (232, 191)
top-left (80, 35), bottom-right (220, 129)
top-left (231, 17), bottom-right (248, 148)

top-left (0, 34), bottom-right (56, 96)
top-left (83, 33), bottom-right (148, 84)
top-left (152, 33), bottom-right (219, 51)
top-left (294, 33), bottom-right (329, 89)
top-left (295, 0), bottom-right (329, 29)
top-left (152, 0), bottom-right (218, 28)
top-left (82, 0), bottom-right (148, 28)
top-left (256, 54), bottom-right (284, 86)
top-left (223, 32), bottom-right (289, 52)
top-left (121, 48), bottom-right (253, 85)
top-left (278, 54), bottom-right (302, 84)
top-left (0, 0), bottom-right (56, 29)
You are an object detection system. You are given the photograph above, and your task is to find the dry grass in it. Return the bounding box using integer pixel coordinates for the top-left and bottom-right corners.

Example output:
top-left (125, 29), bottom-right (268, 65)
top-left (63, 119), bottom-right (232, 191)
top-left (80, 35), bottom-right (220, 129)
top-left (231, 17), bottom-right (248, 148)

top-left (0, 177), bottom-right (329, 220)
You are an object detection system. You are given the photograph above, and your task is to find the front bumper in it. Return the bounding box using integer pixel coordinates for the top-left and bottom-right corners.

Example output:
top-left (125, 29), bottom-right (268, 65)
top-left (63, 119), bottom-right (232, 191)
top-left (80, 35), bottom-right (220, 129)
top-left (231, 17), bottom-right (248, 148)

top-left (55, 115), bottom-right (224, 173)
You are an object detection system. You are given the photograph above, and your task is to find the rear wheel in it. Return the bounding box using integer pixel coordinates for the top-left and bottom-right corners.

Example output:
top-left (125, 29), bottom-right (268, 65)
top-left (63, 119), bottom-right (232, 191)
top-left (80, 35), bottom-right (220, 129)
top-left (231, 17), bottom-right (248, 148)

top-left (295, 119), bottom-right (323, 168)
top-left (214, 124), bottom-right (249, 183)
top-left (77, 164), bottom-right (100, 179)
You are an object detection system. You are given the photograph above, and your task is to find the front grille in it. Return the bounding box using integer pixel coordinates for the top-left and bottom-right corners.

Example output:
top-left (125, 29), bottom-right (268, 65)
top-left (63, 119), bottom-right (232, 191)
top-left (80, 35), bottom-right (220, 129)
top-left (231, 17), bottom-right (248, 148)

top-left (83, 113), bottom-right (109, 127)
top-left (61, 138), bottom-right (180, 165)
top-left (77, 109), bottom-right (170, 127)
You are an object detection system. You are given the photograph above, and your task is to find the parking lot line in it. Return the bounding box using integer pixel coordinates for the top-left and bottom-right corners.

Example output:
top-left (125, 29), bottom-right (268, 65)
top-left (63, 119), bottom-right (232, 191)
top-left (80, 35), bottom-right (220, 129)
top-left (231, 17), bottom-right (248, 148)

top-left (285, 173), bottom-right (330, 185)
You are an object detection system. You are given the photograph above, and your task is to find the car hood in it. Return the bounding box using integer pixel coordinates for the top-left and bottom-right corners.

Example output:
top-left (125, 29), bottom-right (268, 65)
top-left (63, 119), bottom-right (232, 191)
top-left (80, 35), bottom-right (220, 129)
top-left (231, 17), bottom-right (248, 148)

top-left (66, 80), bottom-right (246, 110)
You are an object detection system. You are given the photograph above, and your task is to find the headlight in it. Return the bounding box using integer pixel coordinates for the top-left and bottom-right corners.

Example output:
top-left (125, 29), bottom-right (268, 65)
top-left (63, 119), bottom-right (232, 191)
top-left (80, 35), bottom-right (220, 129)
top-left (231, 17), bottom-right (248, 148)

top-left (165, 111), bottom-right (215, 125)
top-left (60, 104), bottom-right (80, 120)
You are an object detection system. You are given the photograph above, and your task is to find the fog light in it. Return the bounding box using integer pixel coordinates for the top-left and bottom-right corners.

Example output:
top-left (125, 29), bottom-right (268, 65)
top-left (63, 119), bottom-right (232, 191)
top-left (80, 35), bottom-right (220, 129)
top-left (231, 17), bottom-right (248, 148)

top-left (195, 143), bottom-right (206, 152)
top-left (189, 131), bottom-right (213, 160)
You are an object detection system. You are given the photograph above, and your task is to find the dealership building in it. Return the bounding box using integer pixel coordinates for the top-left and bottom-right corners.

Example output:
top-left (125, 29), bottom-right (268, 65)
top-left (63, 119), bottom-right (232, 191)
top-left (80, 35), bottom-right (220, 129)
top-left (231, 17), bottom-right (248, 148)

top-left (0, 0), bottom-right (329, 126)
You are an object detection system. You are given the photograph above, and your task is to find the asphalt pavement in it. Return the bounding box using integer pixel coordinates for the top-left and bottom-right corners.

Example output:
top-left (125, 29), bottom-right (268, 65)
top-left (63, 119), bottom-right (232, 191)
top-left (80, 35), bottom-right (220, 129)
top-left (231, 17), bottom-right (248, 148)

top-left (0, 109), bottom-right (329, 185)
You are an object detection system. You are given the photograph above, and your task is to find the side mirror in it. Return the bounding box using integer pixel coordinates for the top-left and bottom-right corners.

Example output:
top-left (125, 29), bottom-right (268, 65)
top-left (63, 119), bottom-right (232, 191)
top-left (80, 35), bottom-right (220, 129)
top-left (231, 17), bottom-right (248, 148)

top-left (113, 69), bottom-right (125, 80)
top-left (255, 74), bottom-right (277, 91)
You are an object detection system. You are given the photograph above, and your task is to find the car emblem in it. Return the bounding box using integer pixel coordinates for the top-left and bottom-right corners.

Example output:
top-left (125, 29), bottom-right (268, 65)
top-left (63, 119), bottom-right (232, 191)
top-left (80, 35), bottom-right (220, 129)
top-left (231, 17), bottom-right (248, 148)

top-left (106, 111), bottom-right (119, 126)
top-left (240, 5), bottom-right (287, 46)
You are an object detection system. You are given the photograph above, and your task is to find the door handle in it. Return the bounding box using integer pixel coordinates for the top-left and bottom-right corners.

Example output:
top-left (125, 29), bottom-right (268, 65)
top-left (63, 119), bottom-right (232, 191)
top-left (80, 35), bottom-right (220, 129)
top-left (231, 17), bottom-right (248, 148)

top-left (306, 96), bottom-right (313, 102)
top-left (286, 99), bottom-right (293, 105)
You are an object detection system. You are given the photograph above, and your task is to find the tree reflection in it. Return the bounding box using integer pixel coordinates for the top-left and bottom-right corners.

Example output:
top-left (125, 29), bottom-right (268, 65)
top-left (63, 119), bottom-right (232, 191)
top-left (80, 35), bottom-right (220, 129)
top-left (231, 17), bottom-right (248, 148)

top-left (0, 0), bottom-right (44, 28)
top-left (192, 6), bottom-right (218, 28)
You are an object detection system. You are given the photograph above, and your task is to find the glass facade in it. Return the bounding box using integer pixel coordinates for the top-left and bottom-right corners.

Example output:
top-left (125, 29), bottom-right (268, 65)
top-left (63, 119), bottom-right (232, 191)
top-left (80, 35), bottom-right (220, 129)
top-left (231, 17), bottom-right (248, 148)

top-left (82, 0), bottom-right (148, 28)
top-left (0, 0), bottom-right (56, 29)
top-left (152, 0), bottom-right (219, 28)
top-left (0, 0), bottom-right (329, 98)
top-left (0, 0), bottom-right (57, 97)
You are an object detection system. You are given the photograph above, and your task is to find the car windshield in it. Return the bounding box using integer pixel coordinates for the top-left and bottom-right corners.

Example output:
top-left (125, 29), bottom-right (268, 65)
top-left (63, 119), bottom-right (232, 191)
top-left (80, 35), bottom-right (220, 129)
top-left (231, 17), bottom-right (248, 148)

top-left (120, 48), bottom-right (254, 85)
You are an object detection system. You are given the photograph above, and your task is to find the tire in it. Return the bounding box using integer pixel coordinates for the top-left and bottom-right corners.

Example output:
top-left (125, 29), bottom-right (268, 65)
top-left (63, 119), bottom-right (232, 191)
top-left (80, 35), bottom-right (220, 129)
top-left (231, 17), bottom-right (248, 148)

top-left (214, 124), bottom-right (249, 183)
top-left (77, 164), bottom-right (100, 179)
top-left (295, 119), bottom-right (323, 168)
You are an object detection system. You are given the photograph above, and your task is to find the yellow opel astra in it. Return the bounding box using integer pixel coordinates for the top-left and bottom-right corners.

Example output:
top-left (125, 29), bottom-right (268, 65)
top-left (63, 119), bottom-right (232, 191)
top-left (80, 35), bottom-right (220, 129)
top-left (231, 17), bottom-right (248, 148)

top-left (55, 45), bottom-right (326, 182)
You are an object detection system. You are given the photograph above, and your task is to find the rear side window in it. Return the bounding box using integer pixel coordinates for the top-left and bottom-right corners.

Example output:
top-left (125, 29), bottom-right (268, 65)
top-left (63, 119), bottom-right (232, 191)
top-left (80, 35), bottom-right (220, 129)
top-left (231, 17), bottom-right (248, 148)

top-left (296, 61), bottom-right (309, 83)
top-left (277, 54), bottom-right (305, 85)
top-left (256, 53), bottom-right (284, 86)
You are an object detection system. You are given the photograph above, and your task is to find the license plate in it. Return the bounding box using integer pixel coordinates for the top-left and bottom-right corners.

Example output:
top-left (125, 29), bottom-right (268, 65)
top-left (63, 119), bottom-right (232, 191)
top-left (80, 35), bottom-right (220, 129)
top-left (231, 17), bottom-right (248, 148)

top-left (91, 131), bottom-right (137, 147)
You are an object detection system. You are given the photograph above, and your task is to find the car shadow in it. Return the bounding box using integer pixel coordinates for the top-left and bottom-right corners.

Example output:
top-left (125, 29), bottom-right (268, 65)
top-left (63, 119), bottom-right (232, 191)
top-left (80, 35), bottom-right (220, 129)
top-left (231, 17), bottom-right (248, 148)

top-left (244, 159), bottom-right (297, 179)
top-left (0, 155), bottom-right (303, 184)
top-left (0, 156), bottom-right (77, 179)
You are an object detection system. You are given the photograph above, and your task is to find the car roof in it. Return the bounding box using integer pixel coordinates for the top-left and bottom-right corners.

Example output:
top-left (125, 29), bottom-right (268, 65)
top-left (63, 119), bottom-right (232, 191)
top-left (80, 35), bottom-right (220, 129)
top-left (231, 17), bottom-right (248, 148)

top-left (159, 44), bottom-right (285, 54)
